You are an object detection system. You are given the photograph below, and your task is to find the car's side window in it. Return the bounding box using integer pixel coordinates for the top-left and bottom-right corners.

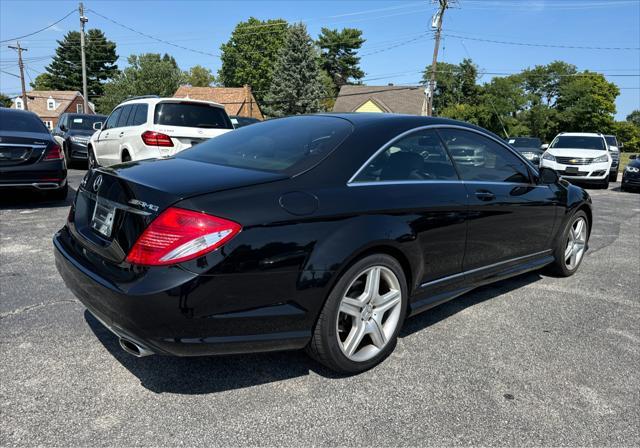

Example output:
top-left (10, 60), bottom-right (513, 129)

top-left (131, 104), bottom-right (148, 126)
top-left (104, 108), bottom-right (122, 130)
top-left (116, 105), bottom-right (133, 128)
top-left (353, 129), bottom-right (459, 182)
top-left (438, 129), bottom-right (530, 183)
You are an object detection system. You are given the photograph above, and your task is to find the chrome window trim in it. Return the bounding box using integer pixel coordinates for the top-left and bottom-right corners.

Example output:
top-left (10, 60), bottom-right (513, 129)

top-left (419, 249), bottom-right (552, 289)
top-left (347, 123), bottom-right (539, 186)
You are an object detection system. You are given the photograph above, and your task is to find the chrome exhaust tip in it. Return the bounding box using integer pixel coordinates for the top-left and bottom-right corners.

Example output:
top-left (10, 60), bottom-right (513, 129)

top-left (119, 338), bottom-right (153, 357)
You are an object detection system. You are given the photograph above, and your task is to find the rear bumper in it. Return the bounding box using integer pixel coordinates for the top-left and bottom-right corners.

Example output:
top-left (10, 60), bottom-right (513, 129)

top-left (0, 161), bottom-right (67, 190)
top-left (53, 227), bottom-right (312, 357)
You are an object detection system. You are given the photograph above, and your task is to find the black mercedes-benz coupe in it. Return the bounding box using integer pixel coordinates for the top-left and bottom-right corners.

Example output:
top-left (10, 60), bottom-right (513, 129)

top-left (1, 108), bottom-right (68, 200)
top-left (54, 113), bottom-right (592, 373)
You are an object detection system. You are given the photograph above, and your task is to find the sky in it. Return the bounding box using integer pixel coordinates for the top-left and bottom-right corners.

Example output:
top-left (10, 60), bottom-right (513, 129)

top-left (1, 0), bottom-right (639, 119)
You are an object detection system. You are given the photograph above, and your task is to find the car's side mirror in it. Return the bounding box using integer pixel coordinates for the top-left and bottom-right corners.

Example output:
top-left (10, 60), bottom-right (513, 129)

top-left (539, 167), bottom-right (559, 184)
top-left (540, 143), bottom-right (549, 150)
top-left (93, 121), bottom-right (103, 131)
top-left (59, 124), bottom-right (67, 132)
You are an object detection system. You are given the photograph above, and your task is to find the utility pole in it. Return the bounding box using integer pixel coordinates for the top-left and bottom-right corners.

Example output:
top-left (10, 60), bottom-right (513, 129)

top-left (79, 2), bottom-right (89, 114)
top-left (8, 42), bottom-right (28, 111)
top-left (426, 0), bottom-right (452, 117)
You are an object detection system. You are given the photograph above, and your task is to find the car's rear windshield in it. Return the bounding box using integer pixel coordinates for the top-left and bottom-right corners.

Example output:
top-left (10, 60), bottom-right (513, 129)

top-left (509, 137), bottom-right (541, 148)
top-left (177, 115), bottom-right (353, 175)
top-left (605, 136), bottom-right (618, 146)
top-left (69, 115), bottom-right (105, 130)
top-left (550, 136), bottom-right (605, 150)
top-left (0, 110), bottom-right (48, 133)
top-left (154, 102), bottom-right (232, 129)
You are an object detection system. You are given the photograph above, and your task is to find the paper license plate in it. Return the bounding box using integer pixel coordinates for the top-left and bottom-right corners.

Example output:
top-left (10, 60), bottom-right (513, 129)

top-left (91, 198), bottom-right (116, 237)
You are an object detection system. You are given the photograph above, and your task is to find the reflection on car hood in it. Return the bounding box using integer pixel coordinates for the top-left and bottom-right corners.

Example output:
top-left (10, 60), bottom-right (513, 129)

top-left (546, 148), bottom-right (608, 158)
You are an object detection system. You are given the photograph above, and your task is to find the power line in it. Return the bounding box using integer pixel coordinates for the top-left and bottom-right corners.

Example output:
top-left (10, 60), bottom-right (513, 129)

top-left (445, 33), bottom-right (640, 51)
top-left (0, 10), bottom-right (76, 44)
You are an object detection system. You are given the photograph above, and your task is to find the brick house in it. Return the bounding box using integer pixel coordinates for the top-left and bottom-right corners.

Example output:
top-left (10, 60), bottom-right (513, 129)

top-left (333, 85), bottom-right (427, 115)
top-left (173, 85), bottom-right (263, 120)
top-left (11, 90), bottom-right (95, 129)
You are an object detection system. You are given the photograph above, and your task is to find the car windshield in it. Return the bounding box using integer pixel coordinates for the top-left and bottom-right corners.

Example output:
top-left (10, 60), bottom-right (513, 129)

top-left (605, 136), bottom-right (618, 146)
top-left (177, 115), bottom-right (353, 175)
top-left (0, 110), bottom-right (48, 133)
top-left (550, 136), bottom-right (605, 150)
top-left (154, 102), bottom-right (233, 129)
top-left (69, 116), bottom-right (104, 130)
top-left (509, 137), bottom-right (541, 148)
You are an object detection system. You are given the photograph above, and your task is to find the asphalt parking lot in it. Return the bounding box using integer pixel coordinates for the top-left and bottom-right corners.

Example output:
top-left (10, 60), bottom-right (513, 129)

top-left (1, 168), bottom-right (639, 447)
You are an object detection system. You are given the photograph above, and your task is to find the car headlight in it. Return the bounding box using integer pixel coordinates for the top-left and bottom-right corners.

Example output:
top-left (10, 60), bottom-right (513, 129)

top-left (520, 152), bottom-right (536, 160)
top-left (70, 136), bottom-right (90, 144)
top-left (626, 166), bottom-right (640, 173)
top-left (542, 152), bottom-right (555, 162)
top-left (593, 154), bottom-right (609, 163)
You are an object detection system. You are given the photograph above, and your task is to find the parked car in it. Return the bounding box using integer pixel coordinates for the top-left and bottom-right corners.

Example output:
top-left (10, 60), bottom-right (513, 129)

top-left (0, 108), bottom-right (67, 200)
top-left (88, 96), bottom-right (234, 168)
top-left (508, 136), bottom-right (544, 165)
top-left (621, 154), bottom-right (640, 192)
top-left (52, 113), bottom-right (106, 166)
top-left (55, 114), bottom-right (592, 374)
top-left (604, 135), bottom-right (621, 182)
top-left (230, 115), bottom-right (260, 128)
top-left (540, 132), bottom-right (611, 189)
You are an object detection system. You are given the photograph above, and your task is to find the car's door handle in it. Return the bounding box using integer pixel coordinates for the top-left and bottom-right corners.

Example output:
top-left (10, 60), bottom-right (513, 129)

top-left (475, 190), bottom-right (495, 201)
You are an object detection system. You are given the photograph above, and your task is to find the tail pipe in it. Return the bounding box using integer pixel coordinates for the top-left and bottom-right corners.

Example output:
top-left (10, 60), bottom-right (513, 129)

top-left (118, 338), bottom-right (154, 357)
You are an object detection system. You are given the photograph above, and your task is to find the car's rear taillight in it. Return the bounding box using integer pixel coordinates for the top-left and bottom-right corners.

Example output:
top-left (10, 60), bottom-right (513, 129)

top-left (43, 144), bottom-right (63, 160)
top-left (141, 131), bottom-right (174, 147)
top-left (126, 207), bottom-right (241, 266)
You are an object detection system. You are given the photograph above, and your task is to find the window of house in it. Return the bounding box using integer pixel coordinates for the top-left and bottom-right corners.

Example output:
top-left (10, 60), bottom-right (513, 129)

top-left (47, 98), bottom-right (56, 110)
top-left (76, 103), bottom-right (84, 114)
top-left (15, 98), bottom-right (23, 110)
top-left (438, 128), bottom-right (530, 183)
top-left (352, 129), bottom-right (459, 182)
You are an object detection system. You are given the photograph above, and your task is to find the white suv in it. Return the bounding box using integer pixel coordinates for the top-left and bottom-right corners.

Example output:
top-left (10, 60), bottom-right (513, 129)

top-left (88, 96), bottom-right (233, 167)
top-left (540, 132), bottom-right (612, 188)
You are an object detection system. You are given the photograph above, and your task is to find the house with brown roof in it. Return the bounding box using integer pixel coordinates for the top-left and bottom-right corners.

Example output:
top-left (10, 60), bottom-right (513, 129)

top-left (332, 85), bottom-right (427, 116)
top-left (173, 85), bottom-right (263, 120)
top-left (11, 90), bottom-right (95, 130)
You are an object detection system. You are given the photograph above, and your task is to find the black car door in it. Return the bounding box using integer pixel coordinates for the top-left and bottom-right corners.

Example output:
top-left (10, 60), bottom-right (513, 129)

top-left (350, 128), bottom-right (468, 286)
top-left (438, 127), bottom-right (559, 272)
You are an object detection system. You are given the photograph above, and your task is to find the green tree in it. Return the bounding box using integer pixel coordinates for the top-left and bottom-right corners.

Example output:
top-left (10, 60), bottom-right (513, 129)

top-left (626, 110), bottom-right (640, 127)
top-left (556, 72), bottom-right (619, 133)
top-left (0, 93), bottom-right (12, 108)
top-left (613, 120), bottom-right (640, 152)
top-left (219, 18), bottom-right (289, 102)
top-left (98, 53), bottom-right (182, 113)
top-left (422, 59), bottom-right (480, 113)
top-left (181, 65), bottom-right (215, 87)
top-left (319, 68), bottom-right (337, 111)
top-left (32, 29), bottom-right (118, 98)
top-left (263, 23), bottom-right (324, 117)
top-left (317, 27), bottom-right (365, 93)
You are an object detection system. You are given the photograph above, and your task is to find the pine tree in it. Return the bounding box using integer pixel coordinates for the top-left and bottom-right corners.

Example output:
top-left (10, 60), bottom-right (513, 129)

top-left (317, 27), bottom-right (365, 92)
top-left (263, 23), bottom-right (324, 117)
top-left (31, 29), bottom-right (118, 98)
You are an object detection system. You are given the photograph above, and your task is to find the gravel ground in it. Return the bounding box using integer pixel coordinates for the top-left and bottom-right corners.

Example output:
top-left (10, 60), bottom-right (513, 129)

top-left (1, 169), bottom-right (639, 447)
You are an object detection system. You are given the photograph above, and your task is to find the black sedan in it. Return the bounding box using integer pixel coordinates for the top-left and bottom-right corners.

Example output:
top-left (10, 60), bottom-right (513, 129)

top-left (54, 114), bottom-right (592, 373)
top-left (52, 113), bottom-right (106, 165)
top-left (0, 108), bottom-right (68, 200)
top-left (621, 155), bottom-right (640, 192)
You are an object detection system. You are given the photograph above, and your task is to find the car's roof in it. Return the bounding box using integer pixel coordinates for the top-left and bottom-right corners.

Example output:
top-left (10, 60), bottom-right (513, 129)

top-left (316, 112), bottom-right (476, 128)
top-left (557, 132), bottom-right (604, 137)
top-left (121, 97), bottom-right (225, 109)
top-left (0, 107), bottom-right (38, 117)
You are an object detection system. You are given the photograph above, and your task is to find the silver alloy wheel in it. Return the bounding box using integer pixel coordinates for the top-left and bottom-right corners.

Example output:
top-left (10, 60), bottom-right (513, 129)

top-left (565, 217), bottom-right (587, 270)
top-left (336, 265), bottom-right (403, 362)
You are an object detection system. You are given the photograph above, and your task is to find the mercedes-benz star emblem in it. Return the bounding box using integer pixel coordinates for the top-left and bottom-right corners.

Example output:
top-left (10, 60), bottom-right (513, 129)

top-left (93, 175), bottom-right (103, 192)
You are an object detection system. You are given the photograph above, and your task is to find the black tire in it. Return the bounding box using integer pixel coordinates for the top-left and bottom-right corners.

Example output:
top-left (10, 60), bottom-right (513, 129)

top-left (307, 253), bottom-right (408, 374)
top-left (47, 183), bottom-right (68, 201)
top-left (609, 171), bottom-right (618, 182)
top-left (600, 179), bottom-right (609, 189)
top-left (547, 210), bottom-right (589, 277)
top-left (122, 151), bottom-right (131, 163)
top-left (87, 146), bottom-right (98, 170)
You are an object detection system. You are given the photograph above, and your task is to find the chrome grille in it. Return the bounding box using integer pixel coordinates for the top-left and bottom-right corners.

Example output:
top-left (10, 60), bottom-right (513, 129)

top-left (556, 156), bottom-right (593, 165)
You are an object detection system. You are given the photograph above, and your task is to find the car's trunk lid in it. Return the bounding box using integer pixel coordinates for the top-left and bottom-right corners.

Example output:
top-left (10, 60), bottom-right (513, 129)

top-left (69, 157), bottom-right (286, 263)
top-left (151, 124), bottom-right (231, 156)
top-left (0, 131), bottom-right (50, 166)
